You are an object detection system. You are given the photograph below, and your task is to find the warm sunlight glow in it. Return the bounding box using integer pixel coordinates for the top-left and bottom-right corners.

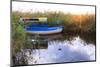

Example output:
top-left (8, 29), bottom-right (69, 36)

top-left (72, 15), bottom-right (82, 22)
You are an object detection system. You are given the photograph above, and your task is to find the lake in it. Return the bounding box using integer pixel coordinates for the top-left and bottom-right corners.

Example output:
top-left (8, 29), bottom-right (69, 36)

top-left (13, 33), bottom-right (96, 65)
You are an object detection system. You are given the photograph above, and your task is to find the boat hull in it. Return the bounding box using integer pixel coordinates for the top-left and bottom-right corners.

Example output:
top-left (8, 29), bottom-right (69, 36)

top-left (25, 24), bottom-right (64, 34)
top-left (26, 28), bottom-right (63, 34)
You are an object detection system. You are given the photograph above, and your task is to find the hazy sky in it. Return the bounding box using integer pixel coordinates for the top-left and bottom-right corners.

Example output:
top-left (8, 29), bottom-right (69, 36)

top-left (12, 1), bottom-right (95, 15)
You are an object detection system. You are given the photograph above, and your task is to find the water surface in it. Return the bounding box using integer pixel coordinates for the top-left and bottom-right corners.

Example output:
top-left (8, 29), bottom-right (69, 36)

top-left (14, 33), bottom-right (96, 65)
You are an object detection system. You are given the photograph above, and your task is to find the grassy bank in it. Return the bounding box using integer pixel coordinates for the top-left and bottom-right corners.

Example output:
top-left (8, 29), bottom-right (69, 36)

top-left (12, 11), bottom-right (95, 32)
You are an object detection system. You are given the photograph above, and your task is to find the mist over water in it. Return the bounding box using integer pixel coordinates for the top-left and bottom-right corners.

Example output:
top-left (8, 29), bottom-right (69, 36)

top-left (18, 36), bottom-right (95, 64)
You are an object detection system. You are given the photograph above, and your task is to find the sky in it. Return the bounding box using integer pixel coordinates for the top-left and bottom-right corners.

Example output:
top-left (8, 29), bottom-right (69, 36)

top-left (12, 1), bottom-right (95, 15)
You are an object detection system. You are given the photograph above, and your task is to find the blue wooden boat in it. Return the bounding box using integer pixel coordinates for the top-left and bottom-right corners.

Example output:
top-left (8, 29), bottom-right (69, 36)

top-left (25, 24), bottom-right (64, 34)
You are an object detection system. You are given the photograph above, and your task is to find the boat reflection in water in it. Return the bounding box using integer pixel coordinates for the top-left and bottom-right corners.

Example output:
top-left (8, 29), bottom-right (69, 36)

top-left (15, 33), bottom-right (95, 65)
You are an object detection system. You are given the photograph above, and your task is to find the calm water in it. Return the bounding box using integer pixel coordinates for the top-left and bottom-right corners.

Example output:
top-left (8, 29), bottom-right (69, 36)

top-left (14, 33), bottom-right (96, 65)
